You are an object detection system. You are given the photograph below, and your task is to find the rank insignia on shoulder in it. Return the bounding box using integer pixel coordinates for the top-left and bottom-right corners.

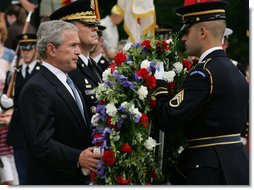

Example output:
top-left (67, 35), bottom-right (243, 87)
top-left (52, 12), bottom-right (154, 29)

top-left (169, 90), bottom-right (184, 107)
top-left (189, 70), bottom-right (207, 78)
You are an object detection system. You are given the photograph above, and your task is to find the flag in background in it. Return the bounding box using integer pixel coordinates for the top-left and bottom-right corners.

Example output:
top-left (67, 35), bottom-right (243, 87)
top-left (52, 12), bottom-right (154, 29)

top-left (118, 0), bottom-right (156, 43)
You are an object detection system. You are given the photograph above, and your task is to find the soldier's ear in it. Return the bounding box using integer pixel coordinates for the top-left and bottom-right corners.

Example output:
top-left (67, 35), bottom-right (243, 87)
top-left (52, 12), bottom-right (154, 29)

top-left (200, 26), bottom-right (207, 39)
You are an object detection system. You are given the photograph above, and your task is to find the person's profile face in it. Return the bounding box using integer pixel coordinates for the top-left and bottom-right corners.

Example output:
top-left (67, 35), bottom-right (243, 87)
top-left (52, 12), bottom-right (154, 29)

top-left (75, 21), bottom-right (99, 47)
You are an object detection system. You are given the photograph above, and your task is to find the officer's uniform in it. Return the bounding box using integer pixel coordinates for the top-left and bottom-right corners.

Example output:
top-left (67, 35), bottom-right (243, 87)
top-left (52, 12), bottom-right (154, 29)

top-left (93, 24), bottom-right (110, 72)
top-left (2, 33), bottom-right (41, 185)
top-left (50, 0), bottom-right (103, 121)
top-left (68, 57), bottom-right (102, 120)
top-left (154, 1), bottom-right (249, 185)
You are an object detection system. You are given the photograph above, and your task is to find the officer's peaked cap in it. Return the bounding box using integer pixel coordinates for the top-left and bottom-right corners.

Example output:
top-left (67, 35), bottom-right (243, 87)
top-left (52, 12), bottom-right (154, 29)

top-left (50, 0), bottom-right (99, 25)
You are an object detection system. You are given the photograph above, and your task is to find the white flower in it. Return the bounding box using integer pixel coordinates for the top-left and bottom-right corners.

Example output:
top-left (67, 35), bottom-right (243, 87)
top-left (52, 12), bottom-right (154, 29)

top-left (173, 62), bottom-right (183, 74)
top-left (137, 85), bottom-right (148, 100)
top-left (123, 42), bottom-right (132, 52)
top-left (163, 71), bottom-right (176, 83)
top-left (106, 103), bottom-right (117, 116)
top-left (131, 107), bottom-right (141, 117)
top-left (178, 146), bottom-right (184, 154)
top-left (102, 68), bottom-right (111, 81)
top-left (144, 137), bottom-right (157, 150)
top-left (166, 39), bottom-right (173, 44)
top-left (91, 113), bottom-right (100, 126)
top-left (140, 60), bottom-right (150, 70)
top-left (136, 133), bottom-right (143, 142)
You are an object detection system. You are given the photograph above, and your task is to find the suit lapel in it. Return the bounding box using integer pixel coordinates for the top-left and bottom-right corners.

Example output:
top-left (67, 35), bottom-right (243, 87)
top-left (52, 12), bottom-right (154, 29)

top-left (39, 66), bottom-right (87, 128)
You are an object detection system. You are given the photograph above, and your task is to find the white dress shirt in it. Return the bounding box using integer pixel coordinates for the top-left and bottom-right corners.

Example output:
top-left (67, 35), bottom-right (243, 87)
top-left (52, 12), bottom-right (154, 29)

top-left (21, 61), bottom-right (37, 78)
top-left (198, 46), bottom-right (223, 63)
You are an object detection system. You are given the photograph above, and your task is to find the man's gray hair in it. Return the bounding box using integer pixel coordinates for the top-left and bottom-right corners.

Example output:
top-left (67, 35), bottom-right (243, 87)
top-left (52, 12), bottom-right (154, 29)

top-left (37, 20), bottom-right (78, 59)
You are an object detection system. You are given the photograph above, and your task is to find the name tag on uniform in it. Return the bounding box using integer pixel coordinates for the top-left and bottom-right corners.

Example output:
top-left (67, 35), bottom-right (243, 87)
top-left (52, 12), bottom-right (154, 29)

top-left (85, 85), bottom-right (92, 88)
top-left (85, 89), bottom-right (95, 95)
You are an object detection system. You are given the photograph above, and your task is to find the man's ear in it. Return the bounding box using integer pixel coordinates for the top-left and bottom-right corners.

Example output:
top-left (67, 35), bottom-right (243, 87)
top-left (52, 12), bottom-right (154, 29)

top-left (200, 26), bottom-right (207, 39)
top-left (47, 43), bottom-right (56, 57)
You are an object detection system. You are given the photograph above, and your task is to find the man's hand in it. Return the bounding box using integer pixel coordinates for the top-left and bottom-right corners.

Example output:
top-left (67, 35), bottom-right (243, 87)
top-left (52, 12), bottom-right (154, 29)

top-left (0, 94), bottom-right (14, 109)
top-left (79, 147), bottom-right (103, 173)
top-left (0, 108), bottom-right (13, 125)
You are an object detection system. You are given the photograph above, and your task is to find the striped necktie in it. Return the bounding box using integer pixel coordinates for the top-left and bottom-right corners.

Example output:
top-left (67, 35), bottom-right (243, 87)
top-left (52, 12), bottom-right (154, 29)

top-left (66, 75), bottom-right (87, 125)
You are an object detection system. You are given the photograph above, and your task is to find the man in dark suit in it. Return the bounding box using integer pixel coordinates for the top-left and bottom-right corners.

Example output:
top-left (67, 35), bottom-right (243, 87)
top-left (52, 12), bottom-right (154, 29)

top-left (50, 0), bottom-right (103, 121)
top-left (18, 20), bottom-right (103, 185)
top-left (154, 1), bottom-right (249, 185)
top-left (0, 33), bottom-right (41, 184)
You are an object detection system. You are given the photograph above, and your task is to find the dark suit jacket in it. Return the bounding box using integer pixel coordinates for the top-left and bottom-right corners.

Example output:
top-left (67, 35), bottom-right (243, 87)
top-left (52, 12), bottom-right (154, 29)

top-left (155, 50), bottom-right (249, 185)
top-left (69, 58), bottom-right (102, 120)
top-left (4, 62), bottom-right (41, 148)
top-left (18, 66), bottom-right (92, 185)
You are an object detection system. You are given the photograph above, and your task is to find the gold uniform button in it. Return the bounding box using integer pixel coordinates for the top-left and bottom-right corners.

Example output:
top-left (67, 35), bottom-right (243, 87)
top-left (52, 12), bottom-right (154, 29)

top-left (196, 17), bottom-right (200, 21)
top-left (195, 164), bottom-right (199, 168)
top-left (90, 106), bottom-right (96, 113)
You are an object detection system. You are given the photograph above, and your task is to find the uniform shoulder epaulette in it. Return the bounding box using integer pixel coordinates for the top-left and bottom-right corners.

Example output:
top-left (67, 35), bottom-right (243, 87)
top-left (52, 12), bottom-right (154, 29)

top-left (190, 58), bottom-right (213, 95)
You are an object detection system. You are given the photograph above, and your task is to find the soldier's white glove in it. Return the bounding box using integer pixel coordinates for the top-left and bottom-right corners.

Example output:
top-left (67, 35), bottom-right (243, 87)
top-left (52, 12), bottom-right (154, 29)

top-left (154, 61), bottom-right (164, 80)
top-left (0, 94), bottom-right (14, 109)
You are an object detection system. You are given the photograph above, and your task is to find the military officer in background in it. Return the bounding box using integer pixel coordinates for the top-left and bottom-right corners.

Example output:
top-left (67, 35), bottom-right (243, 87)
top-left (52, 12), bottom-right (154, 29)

top-left (0, 33), bottom-right (41, 184)
top-left (154, 1), bottom-right (249, 185)
top-left (50, 0), bottom-right (103, 121)
top-left (90, 24), bottom-right (110, 72)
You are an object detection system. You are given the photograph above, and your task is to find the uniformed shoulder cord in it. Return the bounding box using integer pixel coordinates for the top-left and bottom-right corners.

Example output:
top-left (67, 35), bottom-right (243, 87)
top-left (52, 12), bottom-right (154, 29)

top-left (202, 58), bottom-right (213, 95)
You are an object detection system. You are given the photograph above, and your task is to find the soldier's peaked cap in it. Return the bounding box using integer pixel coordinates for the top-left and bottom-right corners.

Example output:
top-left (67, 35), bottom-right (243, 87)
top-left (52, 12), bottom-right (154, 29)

top-left (50, 0), bottom-right (99, 24)
top-left (16, 33), bottom-right (37, 50)
top-left (176, 1), bottom-right (228, 32)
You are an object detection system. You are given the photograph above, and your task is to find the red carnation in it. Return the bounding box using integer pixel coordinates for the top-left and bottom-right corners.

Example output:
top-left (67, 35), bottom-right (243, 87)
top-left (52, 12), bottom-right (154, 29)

top-left (99, 100), bottom-right (107, 105)
top-left (162, 40), bottom-right (170, 51)
top-left (114, 52), bottom-right (127, 66)
top-left (90, 171), bottom-right (97, 184)
top-left (107, 117), bottom-right (117, 129)
top-left (147, 170), bottom-right (158, 181)
top-left (182, 59), bottom-right (192, 71)
top-left (136, 68), bottom-right (149, 79)
top-left (121, 143), bottom-right (132, 154)
top-left (117, 176), bottom-right (132, 185)
top-left (146, 76), bottom-right (156, 89)
top-left (104, 150), bottom-right (116, 166)
top-left (168, 81), bottom-right (176, 91)
top-left (109, 63), bottom-right (116, 73)
top-left (141, 40), bottom-right (152, 49)
top-left (139, 113), bottom-right (149, 127)
top-left (149, 97), bottom-right (157, 108)
top-left (94, 133), bottom-right (103, 146)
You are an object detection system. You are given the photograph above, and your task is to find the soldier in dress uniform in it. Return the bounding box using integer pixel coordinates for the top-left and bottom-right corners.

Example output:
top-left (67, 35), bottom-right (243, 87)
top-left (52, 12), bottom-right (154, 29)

top-left (154, 1), bottom-right (249, 185)
top-left (50, 0), bottom-right (103, 121)
top-left (0, 33), bottom-right (41, 184)
top-left (90, 24), bottom-right (110, 72)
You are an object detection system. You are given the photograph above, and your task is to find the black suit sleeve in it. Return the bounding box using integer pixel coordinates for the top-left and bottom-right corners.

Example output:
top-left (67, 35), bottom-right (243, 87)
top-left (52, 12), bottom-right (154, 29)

top-left (154, 68), bottom-right (211, 132)
top-left (19, 83), bottom-right (81, 173)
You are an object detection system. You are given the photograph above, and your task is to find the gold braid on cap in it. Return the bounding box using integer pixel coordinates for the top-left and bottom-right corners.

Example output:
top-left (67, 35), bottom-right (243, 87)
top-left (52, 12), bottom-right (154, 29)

top-left (183, 9), bottom-right (225, 18)
top-left (60, 11), bottom-right (97, 21)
